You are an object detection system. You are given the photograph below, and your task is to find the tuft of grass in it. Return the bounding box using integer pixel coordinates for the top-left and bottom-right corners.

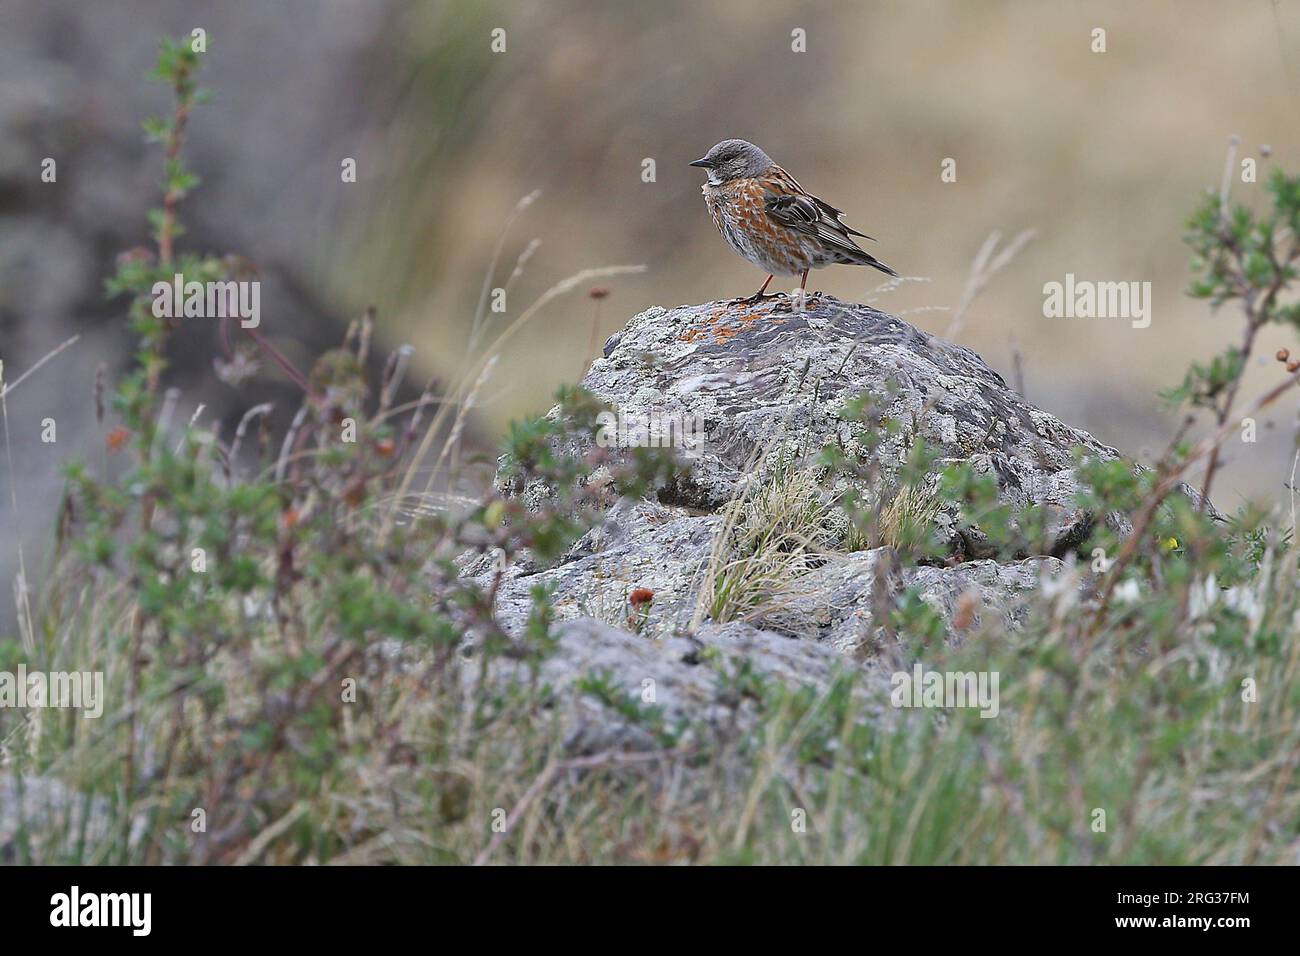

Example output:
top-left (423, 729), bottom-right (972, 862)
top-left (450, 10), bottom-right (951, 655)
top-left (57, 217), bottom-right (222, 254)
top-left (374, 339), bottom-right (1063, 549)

top-left (846, 478), bottom-right (941, 554)
top-left (696, 464), bottom-right (836, 625)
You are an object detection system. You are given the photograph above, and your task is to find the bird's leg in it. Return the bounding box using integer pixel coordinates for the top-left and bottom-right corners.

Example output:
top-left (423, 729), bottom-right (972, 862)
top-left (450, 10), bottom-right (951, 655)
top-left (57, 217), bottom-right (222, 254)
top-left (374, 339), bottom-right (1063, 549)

top-left (734, 274), bottom-right (775, 306)
top-left (790, 269), bottom-right (815, 312)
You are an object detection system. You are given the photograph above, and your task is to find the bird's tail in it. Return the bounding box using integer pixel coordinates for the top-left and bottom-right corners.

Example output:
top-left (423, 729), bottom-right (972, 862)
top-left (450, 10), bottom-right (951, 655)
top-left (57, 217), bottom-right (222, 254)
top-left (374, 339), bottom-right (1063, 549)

top-left (850, 247), bottom-right (898, 277)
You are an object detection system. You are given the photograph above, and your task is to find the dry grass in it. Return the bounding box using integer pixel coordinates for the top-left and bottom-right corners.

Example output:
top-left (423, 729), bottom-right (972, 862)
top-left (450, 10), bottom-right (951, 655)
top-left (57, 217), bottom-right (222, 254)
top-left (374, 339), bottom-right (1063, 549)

top-left (841, 480), bottom-right (943, 555)
top-left (694, 464), bottom-right (837, 626)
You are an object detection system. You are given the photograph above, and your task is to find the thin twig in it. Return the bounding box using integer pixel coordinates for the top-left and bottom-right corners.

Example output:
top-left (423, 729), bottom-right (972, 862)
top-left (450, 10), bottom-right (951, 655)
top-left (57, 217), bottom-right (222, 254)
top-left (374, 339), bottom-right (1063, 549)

top-left (0, 335), bottom-right (82, 400)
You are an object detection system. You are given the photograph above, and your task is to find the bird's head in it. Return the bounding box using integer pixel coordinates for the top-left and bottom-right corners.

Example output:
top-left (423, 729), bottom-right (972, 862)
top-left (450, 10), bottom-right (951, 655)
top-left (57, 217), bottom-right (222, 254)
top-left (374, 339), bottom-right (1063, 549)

top-left (690, 139), bottom-right (773, 184)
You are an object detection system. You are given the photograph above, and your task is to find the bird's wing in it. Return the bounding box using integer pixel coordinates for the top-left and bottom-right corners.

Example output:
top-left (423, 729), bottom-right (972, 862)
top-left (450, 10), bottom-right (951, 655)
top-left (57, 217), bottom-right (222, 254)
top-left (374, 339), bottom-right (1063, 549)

top-left (808, 196), bottom-right (874, 240)
top-left (763, 191), bottom-right (822, 229)
top-left (761, 167), bottom-right (876, 252)
top-left (764, 190), bottom-right (868, 258)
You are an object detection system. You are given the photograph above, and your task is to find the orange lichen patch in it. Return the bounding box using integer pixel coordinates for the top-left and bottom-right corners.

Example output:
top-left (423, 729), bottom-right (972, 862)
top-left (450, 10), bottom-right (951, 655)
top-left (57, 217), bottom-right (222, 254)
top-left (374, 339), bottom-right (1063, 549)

top-left (680, 307), bottom-right (782, 344)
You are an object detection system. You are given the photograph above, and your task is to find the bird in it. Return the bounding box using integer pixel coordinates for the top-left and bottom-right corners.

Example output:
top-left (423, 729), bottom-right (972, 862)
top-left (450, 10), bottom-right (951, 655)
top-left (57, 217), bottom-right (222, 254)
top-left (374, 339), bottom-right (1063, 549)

top-left (690, 139), bottom-right (896, 302)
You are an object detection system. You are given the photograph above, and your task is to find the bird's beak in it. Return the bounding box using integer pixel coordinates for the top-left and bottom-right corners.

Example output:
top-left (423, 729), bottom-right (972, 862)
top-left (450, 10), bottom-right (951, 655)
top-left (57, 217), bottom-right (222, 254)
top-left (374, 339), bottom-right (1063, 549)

top-left (688, 158), bottom-right (712, 168)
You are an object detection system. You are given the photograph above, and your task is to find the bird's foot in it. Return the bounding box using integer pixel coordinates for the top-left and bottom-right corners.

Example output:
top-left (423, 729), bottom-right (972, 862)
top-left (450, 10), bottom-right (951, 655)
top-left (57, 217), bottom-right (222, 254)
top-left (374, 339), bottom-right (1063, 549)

top-left (730, 291), bottom-right (783, 307)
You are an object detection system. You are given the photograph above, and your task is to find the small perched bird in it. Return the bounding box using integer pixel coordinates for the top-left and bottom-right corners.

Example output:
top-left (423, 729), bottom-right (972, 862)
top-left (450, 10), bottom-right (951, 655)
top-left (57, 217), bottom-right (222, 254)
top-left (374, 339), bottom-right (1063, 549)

top-left (690, 139), bottom-right (896, 301)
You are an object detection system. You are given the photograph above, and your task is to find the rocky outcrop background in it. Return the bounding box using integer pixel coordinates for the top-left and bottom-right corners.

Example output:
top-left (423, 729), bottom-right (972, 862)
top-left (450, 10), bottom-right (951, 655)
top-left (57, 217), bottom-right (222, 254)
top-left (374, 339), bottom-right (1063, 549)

top-left (0, 0), bottom-right (404, 632)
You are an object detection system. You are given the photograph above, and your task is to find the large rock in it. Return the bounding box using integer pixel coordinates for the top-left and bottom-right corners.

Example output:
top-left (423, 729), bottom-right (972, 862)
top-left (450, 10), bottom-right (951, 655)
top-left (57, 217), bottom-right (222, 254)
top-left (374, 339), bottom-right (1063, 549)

top-left (577, 295), bottom-right (1129, 555)
top-left (483, 617), bottom-right (894, 755)
top-left (481, 297), bottom-right (1122, 645)
top-left (471, 296), bottom-right (1131, 747)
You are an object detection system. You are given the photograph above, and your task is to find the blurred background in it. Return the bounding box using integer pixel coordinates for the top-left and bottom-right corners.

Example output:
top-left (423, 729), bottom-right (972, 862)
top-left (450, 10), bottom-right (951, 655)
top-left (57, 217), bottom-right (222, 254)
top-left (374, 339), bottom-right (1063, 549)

top-left (2, 0), bottom-right (1299, 631)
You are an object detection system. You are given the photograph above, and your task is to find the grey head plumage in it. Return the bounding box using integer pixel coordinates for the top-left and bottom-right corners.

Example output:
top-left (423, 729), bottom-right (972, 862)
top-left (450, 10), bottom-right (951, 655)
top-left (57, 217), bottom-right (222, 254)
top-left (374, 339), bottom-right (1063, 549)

top-left (689, 139), bottom-right (774, 184)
